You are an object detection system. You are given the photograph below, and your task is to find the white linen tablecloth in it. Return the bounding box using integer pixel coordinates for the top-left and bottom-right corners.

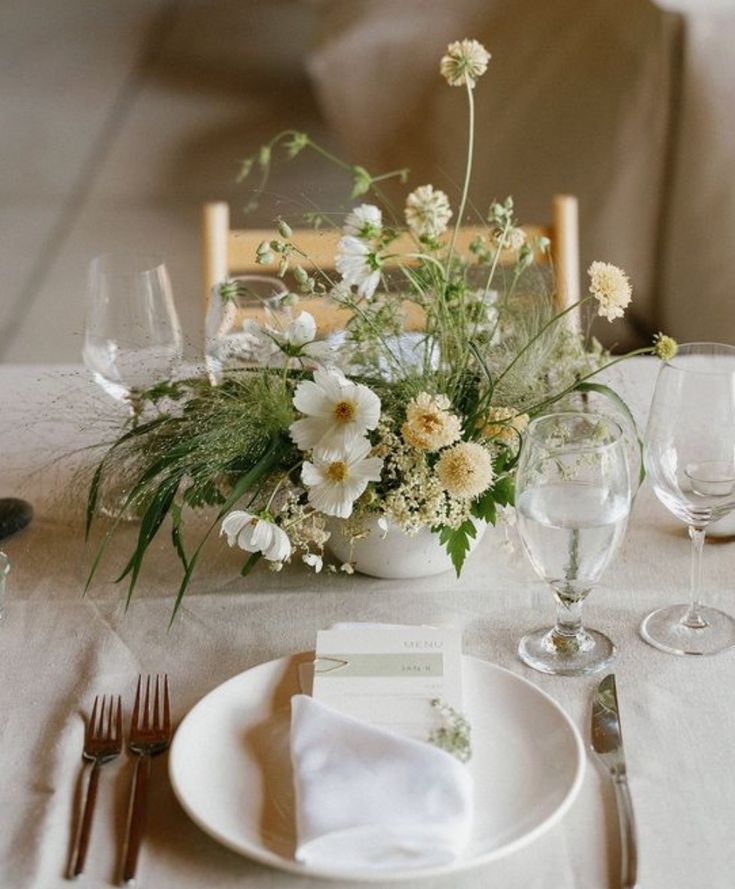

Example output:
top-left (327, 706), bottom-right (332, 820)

top-left (0, 359), bottom-right (734, 888)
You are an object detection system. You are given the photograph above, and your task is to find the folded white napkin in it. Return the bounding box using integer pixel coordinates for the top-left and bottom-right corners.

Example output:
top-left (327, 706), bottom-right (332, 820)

top-left (290, 693), bottom-right (473, 871)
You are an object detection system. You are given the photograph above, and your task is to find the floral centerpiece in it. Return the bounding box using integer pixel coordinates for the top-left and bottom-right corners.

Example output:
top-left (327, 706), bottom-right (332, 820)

top-left (85, 39), bottom-right (676, 617)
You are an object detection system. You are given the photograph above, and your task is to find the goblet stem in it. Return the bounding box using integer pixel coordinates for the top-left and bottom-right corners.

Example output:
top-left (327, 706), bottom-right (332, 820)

top-left (682, 526), bottom-right (708, 629)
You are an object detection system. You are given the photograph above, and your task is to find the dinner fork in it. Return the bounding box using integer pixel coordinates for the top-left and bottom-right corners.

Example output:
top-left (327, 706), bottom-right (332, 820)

top-left (71, 695), bottom-right (123, 877)
top-left (121, 674), bottom-right (172, 883)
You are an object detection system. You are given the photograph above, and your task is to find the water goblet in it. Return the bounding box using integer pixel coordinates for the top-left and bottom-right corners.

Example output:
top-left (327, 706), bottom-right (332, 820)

top-left (82, 253), bottom-right (183, 420)
top-left (204, 275), bottom-right (289, 383)
top-left (641, 342), bottom-right (735, 655)
top-left (515, 412), bottom-right (632, 676)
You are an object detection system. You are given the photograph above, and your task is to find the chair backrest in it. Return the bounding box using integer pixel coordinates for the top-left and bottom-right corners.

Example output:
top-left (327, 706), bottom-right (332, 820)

top-left (203, 195), bottom-right (580, 330)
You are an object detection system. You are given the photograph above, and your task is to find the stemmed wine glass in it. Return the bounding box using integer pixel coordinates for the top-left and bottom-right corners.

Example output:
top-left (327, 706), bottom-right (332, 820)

top-left (515, 412), bottom-right (632, 676)
top-left (82, 253), bottom-right (183, 420)
top-left (641, 342), bottom-right (735, 655)
top-left (204, 275), bottom-right (289, 383)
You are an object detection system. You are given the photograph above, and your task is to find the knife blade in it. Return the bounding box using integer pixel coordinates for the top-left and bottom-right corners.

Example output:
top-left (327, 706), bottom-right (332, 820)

top-left (591, 673), bottom-right (638, 889)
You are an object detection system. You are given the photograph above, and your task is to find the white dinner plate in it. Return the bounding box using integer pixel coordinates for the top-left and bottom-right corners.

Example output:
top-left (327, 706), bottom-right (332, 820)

top-left (169, 653), bottom-right (585, 882)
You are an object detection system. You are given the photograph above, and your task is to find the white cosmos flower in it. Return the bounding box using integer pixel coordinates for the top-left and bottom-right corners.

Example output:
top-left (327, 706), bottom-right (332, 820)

top-left (220, 511), bottom-right (291, 562)
top-left (335, 236), bottom-right (382, 299)
top-left (301, 438), bottom-right (383, 518)
top-left (344, 204), bottom-right (382, 239)
top-left (242, 311), bottom-right (337, 368)
top-left (290, 368), bottom-right (381, 453)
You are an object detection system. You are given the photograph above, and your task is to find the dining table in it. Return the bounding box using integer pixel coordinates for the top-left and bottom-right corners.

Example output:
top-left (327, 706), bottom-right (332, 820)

top-left (0, 356), bottom-right (733, 889)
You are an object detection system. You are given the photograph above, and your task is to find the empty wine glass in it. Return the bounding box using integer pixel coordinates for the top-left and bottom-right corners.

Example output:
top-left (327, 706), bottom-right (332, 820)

top-left (641, 342), bottom-right (735, 655)
top-left (82, 253), bottom-right (183, 419)
top-left (204, 275), bottom-right (289, 383)
top-left (515, 412), bottom-right (632, 676)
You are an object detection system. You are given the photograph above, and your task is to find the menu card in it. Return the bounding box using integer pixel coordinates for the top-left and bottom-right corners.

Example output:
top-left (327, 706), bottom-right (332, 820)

top-left (312, 625), bottom-right (463, 741)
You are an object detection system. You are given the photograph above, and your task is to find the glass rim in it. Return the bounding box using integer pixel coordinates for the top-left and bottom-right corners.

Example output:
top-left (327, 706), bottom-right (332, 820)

top-left (664, 341), bottom-right (735, 375)
top-left (90, 252), bottom-right (168, 277)
top-left (213, 274), bottom-right (289, 295)
top-left (526, 410), bottom-right (625, 452)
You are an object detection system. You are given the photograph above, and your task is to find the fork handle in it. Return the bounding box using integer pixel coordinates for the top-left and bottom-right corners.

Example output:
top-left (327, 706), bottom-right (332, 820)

top-left (71, 761), bottom-right (101, 877)
top-left (122, 755), bottom-right (151, 883)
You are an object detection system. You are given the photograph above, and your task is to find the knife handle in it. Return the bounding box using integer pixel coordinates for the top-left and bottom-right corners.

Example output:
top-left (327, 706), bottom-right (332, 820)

top-left (612, 774), bottom-right (638, 888)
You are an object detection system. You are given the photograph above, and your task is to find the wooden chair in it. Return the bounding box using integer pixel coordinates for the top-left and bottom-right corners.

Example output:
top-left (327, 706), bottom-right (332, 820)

top-left (202, 195), bottom-right (581, 332)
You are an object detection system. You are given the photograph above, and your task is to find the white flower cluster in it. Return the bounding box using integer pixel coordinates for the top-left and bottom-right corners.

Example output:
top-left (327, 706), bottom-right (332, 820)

top-left (405, 185), bottom-right (453, 240)
top-left (335, 204), bottom-right (385, 300)
top-left (290, 368), bottom-right (383, 518)
top-left (241, 310), bottom-right (337, 369)
top-left (376, 422), bottom-right (471, 534)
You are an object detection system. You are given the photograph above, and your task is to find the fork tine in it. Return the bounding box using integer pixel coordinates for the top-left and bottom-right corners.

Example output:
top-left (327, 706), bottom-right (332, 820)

top-left (153, 675), bottom-right (160, 729)
top-left (142, 675), bottom-right (151, 730)
top-left (106, 694), bottom-right (114, 740)
top-left (87, 696), bottom-right (99, 743)
top-left (163, 674), bottom-right (171, 735)
top-left (96, 695), bottom-right (107, 738)
top-left (115, 695), bottom-right (123, 743)
top-left (131, 675), bottom-right (142, 733)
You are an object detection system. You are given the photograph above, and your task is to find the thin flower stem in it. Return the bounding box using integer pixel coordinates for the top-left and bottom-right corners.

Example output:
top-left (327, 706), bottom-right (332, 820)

top-left (523, 347), bottom-right (654, 415)
top-left (447, 81), bottom-right (476, 266)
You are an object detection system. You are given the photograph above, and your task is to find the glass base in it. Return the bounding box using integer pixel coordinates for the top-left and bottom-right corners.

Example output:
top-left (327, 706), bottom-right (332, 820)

top-left (518, 626), bottom-right (616, 676)
top-left (640, 604), bottom-right (735, 656)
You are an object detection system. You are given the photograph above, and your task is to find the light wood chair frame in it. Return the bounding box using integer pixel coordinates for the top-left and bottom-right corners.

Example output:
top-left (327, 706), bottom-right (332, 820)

top-left (203, 195), bottom-right (580, 330)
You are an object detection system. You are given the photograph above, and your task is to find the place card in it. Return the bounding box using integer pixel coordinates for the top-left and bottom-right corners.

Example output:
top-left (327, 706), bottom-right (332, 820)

top-left (312, 625), bottom-right (462, 740)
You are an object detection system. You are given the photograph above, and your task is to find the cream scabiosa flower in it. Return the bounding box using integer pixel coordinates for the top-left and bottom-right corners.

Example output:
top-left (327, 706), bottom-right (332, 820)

top-left (588, 261), bottom-right (632, 322)
top-left (301, 438), bottom-right (383, 518)
top-left (440, 39), bottom-right (491, 88)
top-left (402, 392), bottom-right (462, 451)
top-left (436, 441), bottom-right (494, 499)
top-left (290, 368), bottom-right (381, 453)
top-left (344, 204), bottom-right (382, 239)
top-left (405, 185), bottom-right (453, 239)
top-left (335, 236), bottom-right (382, 299)
top-left (220, 511), bottom-right (291, 562)
top-left (479, 406), bottom-right (529, 444)
top-left (653, 332), bottom-right (678, 361)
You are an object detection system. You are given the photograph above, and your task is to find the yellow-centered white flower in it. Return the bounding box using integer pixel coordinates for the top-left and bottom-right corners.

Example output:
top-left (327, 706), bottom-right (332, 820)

top-left (335, 236), bottom-right (382, 299)
top-left (220, 511), bottom-right (291, 562)
top-left (436, 441), bottom-right (494, 499)
top-left (440, 39), bottom-right (491, 88)
top-left (479, 406), bottom-right (529, 444)
top-left (405, 185), bottom-right (453, 239)
top-left (301, 438), bottom-right (383, 518)
top-left (344, 204), bottom-right (382, 239)
top-left (290, 368), bottom-right (382, 453)
top-left (243, 311), bottom-right (335, 368)
top-left (588, 261), bottom-right (632, 322)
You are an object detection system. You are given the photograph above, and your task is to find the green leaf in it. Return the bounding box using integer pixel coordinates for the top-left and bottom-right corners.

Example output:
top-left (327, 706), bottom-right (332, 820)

top-left (240, 552), bottom-right (261, 576)
top-left (574, 381), bottom-right (645, 489)
top-left (492, 474), bottom-right (515, 507)
top-left (118, 473), bottom-right (182, 607)
top-left (438, 519), bottom-right (477, 577)
top-left (170, 500), bottom-right (189, 573)
top-left (471, 491), bottom-right (497, 525)
top-left (85, 415), bottom-right (170, 539)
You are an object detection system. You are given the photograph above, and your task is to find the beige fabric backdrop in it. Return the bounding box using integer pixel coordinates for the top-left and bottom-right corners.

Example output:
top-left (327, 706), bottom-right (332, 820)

top-left (307, 0), bottom-right (735, 347)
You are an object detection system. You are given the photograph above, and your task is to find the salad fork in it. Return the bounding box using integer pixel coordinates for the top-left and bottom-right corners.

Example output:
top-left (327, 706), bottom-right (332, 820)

top-left (71, 694), bottom-right (123, 877)
top-left (121, 674), bottom-right (172, 883)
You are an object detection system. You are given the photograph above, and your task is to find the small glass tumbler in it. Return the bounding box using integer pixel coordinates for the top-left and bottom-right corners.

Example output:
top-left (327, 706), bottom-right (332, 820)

top-left (0, 552), bottom-right (10, 622)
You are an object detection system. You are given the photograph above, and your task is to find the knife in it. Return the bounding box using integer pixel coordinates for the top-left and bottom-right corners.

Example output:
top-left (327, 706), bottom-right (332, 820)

top-left (591, 673), bottom-right (638, 889)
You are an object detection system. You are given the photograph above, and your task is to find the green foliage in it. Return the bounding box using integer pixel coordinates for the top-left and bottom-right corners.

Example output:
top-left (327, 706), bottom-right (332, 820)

top-left (438, 519), bottom-right (478, 577)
